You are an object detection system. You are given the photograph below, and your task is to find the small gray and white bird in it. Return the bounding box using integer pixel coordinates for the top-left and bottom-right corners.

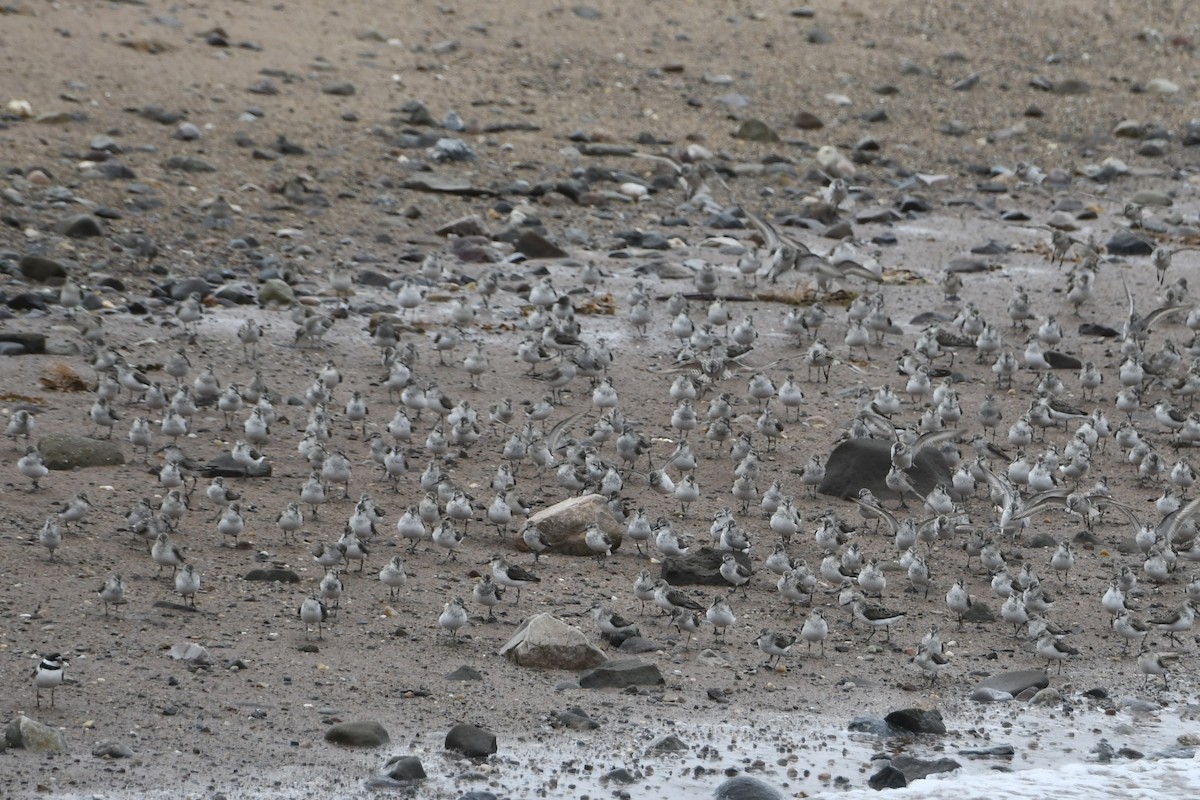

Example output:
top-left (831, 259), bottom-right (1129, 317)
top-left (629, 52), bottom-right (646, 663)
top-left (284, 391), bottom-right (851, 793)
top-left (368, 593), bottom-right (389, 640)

top-left (33, 653), bottom-right (69, 708)
top-left (275, 502), bottom-right (304, 545)
top-left (6, 409), bottom-right (35, 443)
top-left (1138, 650), bottom-right (1180, 690)
top-left (756, 629), bottom-right (797, 668)
top-left (299, 597), bottom-right (328, 640)
top-left (17, 445), bottom-right (48, 491)
top-left (706, 594), bottom-right (737, 639)
top-left (720, 553), bottom-right (752, 597)
top-left (913, 642), bottom-right (950, 685)
top-left (319, 570), bottom-right (345, 612)
top-left (97, 574), bottom-right (127, 616)
top-left (438, 597), bottom-right (469, 642)
top-left (39, 516), bottom-right (62, 561)
top-left (175, 563), bottom-right (201, 607)
top-left (491, 555), bottom-right (541, 603)
top-left (472, 575), bottom-right (504, 622)
top-left (1036, 634), bottom-right (1079, 674)
top-left (379, 555), bottom-right (408, 601)
top-left (800, 608), bottom-right (829, 657)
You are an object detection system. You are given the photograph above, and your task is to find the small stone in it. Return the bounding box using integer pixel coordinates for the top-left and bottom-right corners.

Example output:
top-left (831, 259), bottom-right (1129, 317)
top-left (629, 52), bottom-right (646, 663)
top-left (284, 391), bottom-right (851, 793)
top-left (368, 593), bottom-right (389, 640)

top-left (973, 670), bottom-right (1048, 696)
top-left (162, 155), bottom-right (218, 173)
top-left (54, 214), bottom-right (104, 238)
top-left (37, 434), bottom-right (125, 469)
top-left (648, 734), bottom-right (687, 753)
top-left (1113, 119), bottom-right (1144, 139)
top-left (244, 569), bottom-right (300, 583)
top-left (381, 754), bottom-right (426, 781)
top-left (970, 688), bottom-right (1014, 703)
top-left (573, 4), bottom-right (602, 19)
top-left (1144, 78), bottom-right (1179, 95)
top-left (258, 279), bottom-right (296, 307)
top-left (806, 27), bottom-right (833, 44)
top-left (1130, 190), bottom-right (1172, 207)
top-left (885, 708), bottom-right (946, 735)
top-left (446, 665), bottom-right (483, 681)
top-left (793, 110), bottom-right (824, 130)
top-left (431, 138), bottom-right (476, 163)
top-left (1106, 231), bottom-right (1154, 256)
top-left (19, 255), bottom-right (67, 283)
top-left (1030, 687), bottom-right (1062, 706)
top-left (5, 716), bottom-right (67, 752)
top-left (92, 741), bottom-right (134, 759)
top-left (555, 708), bottom-right (600, 731)
top-left (175, 122), bottom-right (203, 140)
top-left (321, 81), bottom-right (356, 96)
top-left (168, 642), bottom-right (215, 666)
top-left (435, 214), bottom-right (489, 237)
top-left (325, 721), bottom-right (390, 748)
top-left (868, 765), bottom-right (907, 790)
top-left (578, 659), bottom-right (664, 689)
top-left (508, 230), bottom-right (566, 261)
top-left (952, 73), bottom-right (980, 91)
top-left (445, 723), bottom-right (497, 758)
top-left (732, 118), bottom-right (780, 143)
top-left (714, 775), bottom-right (784, 800)
top-left (1137, 139), bottom-right (1169, 157)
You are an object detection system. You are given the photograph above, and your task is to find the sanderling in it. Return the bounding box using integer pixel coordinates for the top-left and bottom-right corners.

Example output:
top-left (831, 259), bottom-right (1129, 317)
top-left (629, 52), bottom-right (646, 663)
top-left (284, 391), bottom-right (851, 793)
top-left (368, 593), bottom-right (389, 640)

top-left (706, 595), bottom-right (737, 639)
top-left (319, 570), bottom-right (345, 613)
top-left (175, 563), bottom-right (201, 607)
top-left (17, 445), bottom-right (48, 491)
top-left (1036, 634), bottom-right (1079, 674)
top-left (491, 555), bottom-right (541, 603)
top-left (913, 642), bottom-right (950, 685)
top-left (1138, 650), bottom-right (1180, 690)
top-left (438, 597), bottom-right (469, 642)
top-left (851, 595), bottom-right (906, 642)
top-left (38, 516), bottom-right (62, 561)
top-left (379, 556), bottom-right (408, 601)
top-left (151, 531), bottom-right (186, 575)
top-left (1150, 601), bottom-right (1196, 646)
top-left (720, 553), bottom-right (752, 597)
top-left (97, 574), bottom-right (126, 616)
top-left (472, 575), bottom-right (504, 622)
top-left (33, 653), bottom-right (69, 707)
top-left (800, 609), bottom-right (828, 657)
top-left (592, 604), bottom-right (638, 647)
top-left (756, 629), bottom-right (796, 668)
top-left (275, 502), bottom-right (304, 545)
top-left (299, 596), bottom-right (328, 640)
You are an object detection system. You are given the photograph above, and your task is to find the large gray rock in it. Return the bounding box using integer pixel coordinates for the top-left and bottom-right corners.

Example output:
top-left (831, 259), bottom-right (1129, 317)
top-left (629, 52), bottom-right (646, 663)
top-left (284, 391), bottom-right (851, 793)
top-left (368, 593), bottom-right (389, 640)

top-left (973, 670), bottom-right (1048, 697)
top-left (892, 754), bottom-right (961, 781)
top-left (499, 612), bottom-right (607, 670)
top-left (381, 754), bottom-right (426, 781)
top-left (662, 547), bottom-right (749, 586)
top-left (517, 494), bottom-right (623, 557)
top-left (5, 715), bottom-right (66, 752)
top-left (818, 437), bottom-right (951, 500)
top-left (578, 659), bottom-right (664, 689)
top-left (714, 775), bottom-right (784, 800)
top-left (445, 723), bottom-right (496, 758)
top-left (885, 708), bottom-right (946, 734)
top-left (325, 721), bottom-right (390, 747)
top-left (38, 434), bottom-right (125, 470)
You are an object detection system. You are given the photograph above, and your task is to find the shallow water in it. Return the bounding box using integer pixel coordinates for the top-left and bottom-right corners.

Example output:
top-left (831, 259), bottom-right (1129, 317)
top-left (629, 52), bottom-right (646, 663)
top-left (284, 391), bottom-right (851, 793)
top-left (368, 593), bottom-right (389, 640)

top-left (57, 700), bottom-right (1198, 799)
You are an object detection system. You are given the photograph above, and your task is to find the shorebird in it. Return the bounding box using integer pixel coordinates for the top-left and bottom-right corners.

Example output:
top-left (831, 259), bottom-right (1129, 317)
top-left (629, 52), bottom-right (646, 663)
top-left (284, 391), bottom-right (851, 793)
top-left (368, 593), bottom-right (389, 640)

top-left (33, 653), bottom-right (69, 707)
top-left (18, 445), bottom-right (48, 490)
top-left (438, 597), bottom-right (468, 642)
top-left (851, 595), bottom-right (906, 642)
top-left (379, 556), bottom-right (408, 601)
top-left (491, 555), bottom-right (541, 603)
top-left (913, 643), bottom-right (950, 685)
top-left (1138, 650), bottom-right (1180, 690)
top-left (175, 563), bottom-right (201, 607)
top-left (299, 597), bottom-right (328, 640)
top-left (39, 516), bottom-right (62, 561)
top-left (1036, 634), bottom-right (1079, 674)
top-left (97, 574), bottom-right (126, 616)
top-left (800, 609), bottom-right (828, 657)
top-left (472, 575), bottom-right (504, 622)
top-left (706, 594), bottom-right (737, 639)
top-left (756, 629), bottom-right (797, 668)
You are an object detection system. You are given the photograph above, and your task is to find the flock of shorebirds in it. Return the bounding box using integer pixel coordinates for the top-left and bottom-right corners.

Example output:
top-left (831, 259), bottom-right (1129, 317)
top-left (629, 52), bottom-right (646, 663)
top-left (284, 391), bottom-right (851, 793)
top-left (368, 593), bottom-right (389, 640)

top-left (14, 163), bottom-right (1200, 712)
